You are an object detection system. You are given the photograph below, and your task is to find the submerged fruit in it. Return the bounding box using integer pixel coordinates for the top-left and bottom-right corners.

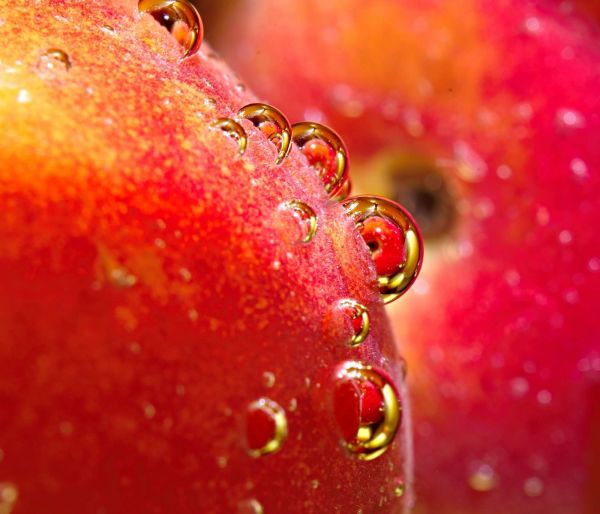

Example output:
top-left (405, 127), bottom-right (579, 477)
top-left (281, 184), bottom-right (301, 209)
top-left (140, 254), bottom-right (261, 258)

top-left (0, 0), bottom-right (417, 512)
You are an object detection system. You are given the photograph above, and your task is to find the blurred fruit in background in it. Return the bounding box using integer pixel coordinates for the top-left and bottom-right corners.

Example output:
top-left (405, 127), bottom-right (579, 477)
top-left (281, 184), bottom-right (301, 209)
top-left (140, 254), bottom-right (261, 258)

top-left (196, 1), bottom-right (600, 513)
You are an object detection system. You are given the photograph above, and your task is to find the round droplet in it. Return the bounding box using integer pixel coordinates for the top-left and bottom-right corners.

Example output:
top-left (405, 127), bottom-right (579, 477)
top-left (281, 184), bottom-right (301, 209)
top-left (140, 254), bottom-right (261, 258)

top-left (238, 498), bottom-right (264, 514)
top-left (468, 464), bottom-right (498, 492)
top-left (343, 196), bottom-right (423, 304)
top-left (246, 398), bottom-right (288, 457)
top-left (138, 0), bottom-right (203, 58)
top-left (278, 200), bottom-right (318, 244)
top-left (38, 48), bottom-right (71, 73)
top-left (333, 361), bottom-right (401, 461)
top-left (212, 117), bottom-right (248, 154)
top-left (238, 103), bottom-right (292, 165)
top-left (393, 479), bottom-right (405, 498)
top-left (337, 299), bottom-right (370, 347)
top-left (292, 121), bottom-right (349, 197)
top-left (0, 482), bottom-right (18, 513)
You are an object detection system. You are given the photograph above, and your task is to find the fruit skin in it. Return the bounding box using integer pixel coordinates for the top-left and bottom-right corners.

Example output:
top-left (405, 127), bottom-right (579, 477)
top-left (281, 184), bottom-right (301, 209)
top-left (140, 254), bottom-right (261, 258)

top-left (209, 1), bottom-right (600, 513)
top-left (0, 1), bottom-right (413, 512)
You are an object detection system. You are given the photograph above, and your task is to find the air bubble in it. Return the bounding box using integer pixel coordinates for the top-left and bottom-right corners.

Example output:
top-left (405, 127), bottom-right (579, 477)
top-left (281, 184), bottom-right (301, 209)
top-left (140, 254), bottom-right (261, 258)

top-left (38, 48), bottom-right (71, 74)
top-left (212, 117), bottom-right (248, 155)
top-left (468, 464), bottom-right (497, 492)
top-left (238, 498), bottom-right (264, 514)
top-left (238, 103), bottom-right (292, 164)
top-left (291, 121), bottom-right (349, 197)
top-left (246, 398), bottom-right (288, 457)
top-left (343, 196), bottom-right (423, 303)
top-left (277, 200), bottom-right (318, 244)
top-left (337, 299), bottom-right (370, 347)
top-left (0, 483), bottom-right (18, 514)
top-left (138, 0), bottom-right (203, 58)
top-left (333, 361), bottom-right (401, 461)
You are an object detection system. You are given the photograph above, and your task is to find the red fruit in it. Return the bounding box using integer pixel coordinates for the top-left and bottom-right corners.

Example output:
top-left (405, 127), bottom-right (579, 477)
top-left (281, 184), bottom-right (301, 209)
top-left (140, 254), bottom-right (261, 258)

top-left (0, 0), bottom-right (415, 512)
top-left (209, 1), bottom-right (600, 513)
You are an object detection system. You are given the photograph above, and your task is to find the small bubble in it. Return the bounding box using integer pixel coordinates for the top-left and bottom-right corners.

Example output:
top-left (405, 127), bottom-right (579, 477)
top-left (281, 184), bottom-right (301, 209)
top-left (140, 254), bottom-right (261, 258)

top-left (236, 83), bottom-right (247, 93)
top-left (291, 121), bottom-right (349, 198)
top-left (523, 477), bottom-right (544, 497)
top-left (0, 483), bottom-right (18, 513)
top-left (238, 499), bottom-right (264, 514)
top-left (179, 267), bottom-right (192, 282)
top-left (262, 371), bottom-right (276, 388)
top-left (203, 97), bottom-right (217, 108)
top-left (16, 89), bottom-right (31, 104)
top-left (558, 230), bottom-right (573, 245)
top-left (555, 108), bottom-right (585, 130)
top-left (330, 84), bottom-right (364, 118)
top-left (38, 48), bottom-right (71, 74)
top-left (336, 299), bottom-right (370, 347)
top-left (143, 402), bottom-right (157, 419)
top-left (109, 268), bottom-right (137, 288)
top-left (310, 479), bottom-right (319, 489)
top-left (454, 141), bottom-right (487, 182)
top-left (468, 464), bottom-right (497, 492)
top-left (216, 455), bottom-right (228, 469)
top-left (393, 479), bottom-right (405, 498)
top-left (212, 117), bottom-right (248, 155)
top-left (288, 398), bottom-right (298, 411)
top-left (238, 103), bottom-right (292, 164)
top-left (570, 158), bottom-right (589, 178)
top-left (277, 200), bottom-right (318, 244)
top-left (343, 196), bottom-right (423, 304)
top-left (138, 0), bottom-right (203, 58)
top-left (523, 16), bottom-right (542, 34)
top-left (510, 377), bottom-right (529, 397)
top-left (333, 361), bottom-right (401, 461)
top-left (537, 390), bottom-right (552, 405)
top-left (588, 257), bottom-right (600, 272)
top-left (100, 24), bottom-right (116, 35)
top-left (245, 398), bottom-right (288, 457)
top-left (496, 164), bottom-right (512, 180)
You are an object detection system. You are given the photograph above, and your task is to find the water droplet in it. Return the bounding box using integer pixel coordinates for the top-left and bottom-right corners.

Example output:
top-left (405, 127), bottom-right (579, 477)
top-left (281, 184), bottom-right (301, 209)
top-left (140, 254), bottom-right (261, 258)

top-left (277, 200), bottom-right (318, 244)
top-left (143, 402), bottom-right (156, 419)
top-left (523, 476), bottom-right (544, 497)
top-left (468, 464), bottom-right (497, 492)
top-left (496, 164), bottom-right (512, 180)
top-left (393, 478), bottom-right (405, 497)
top-left (236, 83), bottom-right (247, 93)
top-left (38, 48), bottom-right (71, 74)
top-left (333, 361), bottom-right (401, 461)
top-left (310, 479), bottom-right (319, 489)
top-left (212, 117), bottom-right (248, 155)
top-left (558, 230), bottom-right (573, 245)
top-left (238, 498), bottom-right (264, 514)
top-left (138, 0), bottom-right (203, 58)
top-left (291, 121), bottom-right (349, 197)
top-left (100, 24), bottom-right (116, 35)
top-left (246, 398), bottom-right (288, 457)
top-left (343, 196), bottom-right (423, 303)
top-left (262, 371), bottom-right (275, 388)
top-left (0, 483), bottom-right (18, 514)
top-left (337, 299), bottom-right (370, 347)
top-left (237, 103), bottom-right (292, 164)
top-left (536, 390), bottom-right (552, 405)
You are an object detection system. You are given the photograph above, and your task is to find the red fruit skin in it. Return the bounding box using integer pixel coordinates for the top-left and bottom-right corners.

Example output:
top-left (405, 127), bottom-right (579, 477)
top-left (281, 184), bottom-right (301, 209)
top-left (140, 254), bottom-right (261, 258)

top-left (210, 1), bottom-right (600, 513)
top-left (0, 1), bottom-right (413, 513)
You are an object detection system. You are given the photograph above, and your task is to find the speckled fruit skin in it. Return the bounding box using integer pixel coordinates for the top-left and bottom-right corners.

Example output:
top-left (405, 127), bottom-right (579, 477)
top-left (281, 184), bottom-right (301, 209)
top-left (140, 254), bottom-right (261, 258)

top-left (209, 1), bottom-right (600, 513)
top-left (0, 1), bottom-right (413, 512)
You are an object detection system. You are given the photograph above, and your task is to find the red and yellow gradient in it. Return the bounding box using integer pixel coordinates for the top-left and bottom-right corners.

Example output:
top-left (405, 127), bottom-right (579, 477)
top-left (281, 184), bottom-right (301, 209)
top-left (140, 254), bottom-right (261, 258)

top-left (0, 1), bottom-right (414, 512)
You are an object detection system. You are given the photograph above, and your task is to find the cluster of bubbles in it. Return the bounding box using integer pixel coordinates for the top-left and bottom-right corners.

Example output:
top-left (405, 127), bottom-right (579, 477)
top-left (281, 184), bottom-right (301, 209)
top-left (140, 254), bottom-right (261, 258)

top-left (137, 0), bottom-right (424, 485)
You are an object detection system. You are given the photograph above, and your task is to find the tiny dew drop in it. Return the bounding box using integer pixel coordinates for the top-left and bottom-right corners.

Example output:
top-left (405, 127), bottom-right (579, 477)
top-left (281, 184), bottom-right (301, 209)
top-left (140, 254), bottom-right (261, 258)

top-left (468, 464), bottom-right (497, 492)
top-left (291, 121), bottom-right (350, 198)
top-left (38, 48), bottom-right (71, 73)
top-left (278, 200), bottom-right (318, 244)
top-left (245, 398), bottom-right (288, 457)
top-left (343, 196), bottom-right (423, 304)
top-left (212, 117), bottom-right (248, 155)
top-left (237, 103), bottom-right (292, 164)
top-left (393, 478), bottom-right (405, 497)
top-left (337, 299), bottom-right (370, 347)
top-left (138, 0), bottom-right (203, 58)
top-left (0, 482), bottom-right (18, 513)
top-left (333, 361), bottom-right (401, 461)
